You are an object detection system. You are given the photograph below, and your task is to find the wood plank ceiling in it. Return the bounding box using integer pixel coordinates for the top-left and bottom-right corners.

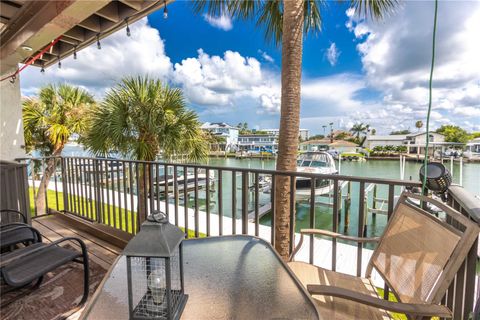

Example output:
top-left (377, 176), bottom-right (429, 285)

top-left (0, 0), bottom-right (169, 72)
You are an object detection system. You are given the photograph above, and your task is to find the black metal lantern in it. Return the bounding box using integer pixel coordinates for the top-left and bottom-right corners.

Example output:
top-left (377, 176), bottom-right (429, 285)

top-left (123, 211), bottom-right (188, 320)
top-left (419, 162), bottom-right (452, 193)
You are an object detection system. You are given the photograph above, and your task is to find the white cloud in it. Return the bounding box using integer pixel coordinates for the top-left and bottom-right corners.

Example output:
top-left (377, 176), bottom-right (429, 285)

top-left (453, 106), bottom-right (480, 117)
top-left (203, 14), bottom-right (233, 31)
top-left (325, 43), bottom-right (340, 66)
top-left (21, 18), bottom-right (172, 97)
top-left (172, 49), bottom-right (266, 107)
top-left (258, 50), bottom-right (274, 63)
top-left (345, 1), bottom-right (480, 133)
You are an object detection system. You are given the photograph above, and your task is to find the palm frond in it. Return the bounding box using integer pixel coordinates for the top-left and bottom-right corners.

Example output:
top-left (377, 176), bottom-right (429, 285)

top-left (350, 0), bottom-right (398, 20)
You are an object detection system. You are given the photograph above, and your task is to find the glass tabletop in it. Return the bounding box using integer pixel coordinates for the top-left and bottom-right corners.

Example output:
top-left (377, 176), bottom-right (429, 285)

top-left (81, 235), bottom-right (319, 320)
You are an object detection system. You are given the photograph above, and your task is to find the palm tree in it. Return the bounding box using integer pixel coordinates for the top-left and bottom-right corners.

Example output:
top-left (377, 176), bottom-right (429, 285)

top-left (23, 84), bottom-right (95, 214)
top-left (350, 123), bottom-right (368, 139)
top-left (192, 0), bottom-right (398, 260)
top-left (82, 76), bottom-right (208, 221)
top-left (415, 120), bottom-right (423, 132)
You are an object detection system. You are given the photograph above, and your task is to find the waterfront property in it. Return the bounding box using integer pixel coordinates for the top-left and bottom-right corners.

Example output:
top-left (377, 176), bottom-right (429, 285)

top-left (264, 128), bottom-right (310, 141)
top-left (4, 155), bottom-right (479, 319)
top-left (465, 137), bottom-right (480, 159)
top-left (300, 139), bottom-right (358, 154)
top-left (1, 1), bottom-right (480, 320)
top-left (237, 134), bottom-right (278, 153)
top-left (201, 122), bottom-right (239, 152)
top-left (364, 131), bottom-right (464, 155)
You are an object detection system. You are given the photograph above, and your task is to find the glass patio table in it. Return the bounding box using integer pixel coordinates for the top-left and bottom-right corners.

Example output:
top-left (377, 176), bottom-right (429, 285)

top-left (81, 235), bottom-right (319, 319)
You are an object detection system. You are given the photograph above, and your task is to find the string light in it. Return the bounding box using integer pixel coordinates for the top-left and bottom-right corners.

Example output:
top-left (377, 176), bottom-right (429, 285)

top-left (57, 55), bottom-right (61, 69)
top-left (125, 18), bottom-right (131, 37)
top-left (97, 34), bottom-right (101, 49)
top-left (40, 62), bottom-right (45, 74)
top-left (163, 1), bottom-right (168, 19)
top-left (73, 45), bottom-right (77, 59)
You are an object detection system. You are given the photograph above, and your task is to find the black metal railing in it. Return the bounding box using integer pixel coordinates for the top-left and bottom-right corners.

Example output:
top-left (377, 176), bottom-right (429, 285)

top-left (17, 156), bottom-right (479, 319)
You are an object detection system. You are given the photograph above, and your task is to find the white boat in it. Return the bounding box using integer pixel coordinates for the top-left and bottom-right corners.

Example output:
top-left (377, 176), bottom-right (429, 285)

top-left (295, 152), bottom-right (337, 198)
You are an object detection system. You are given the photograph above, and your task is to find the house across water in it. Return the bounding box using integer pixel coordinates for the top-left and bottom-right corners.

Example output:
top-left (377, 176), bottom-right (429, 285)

top-left (364, 132), bottom-right (464, 156)
top-left (201, 122), bottom-right (239, 152)
top-left (299, 139), bottom-right (358, 154)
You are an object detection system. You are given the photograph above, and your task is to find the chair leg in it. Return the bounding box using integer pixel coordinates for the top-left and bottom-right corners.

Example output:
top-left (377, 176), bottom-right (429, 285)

top-left (32, 276), bottom-right (43, 289)
top-left (79, 248), bottom-right (90, 307)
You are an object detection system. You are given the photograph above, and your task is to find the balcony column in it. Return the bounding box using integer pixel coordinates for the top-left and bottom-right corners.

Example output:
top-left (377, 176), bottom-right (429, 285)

top-left (0, 66), bottom-right (26, 161)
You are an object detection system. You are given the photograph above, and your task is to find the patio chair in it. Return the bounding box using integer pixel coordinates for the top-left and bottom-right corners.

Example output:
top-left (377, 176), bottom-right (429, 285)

top-left (0, 209), bottom-right (41, 251)
top-left (288, 192), bottom-right (479, 319)
top-left (0, 237), bottom-right (90, 308)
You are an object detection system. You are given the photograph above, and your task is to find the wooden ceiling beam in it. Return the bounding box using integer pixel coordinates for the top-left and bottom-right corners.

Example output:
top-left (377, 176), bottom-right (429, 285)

top-left (0, 2), bottom-right (20, 19)
top-left (118, 0), bottom-right (142, 11)
top-left (96, 2), bottom-right (120, 22)
top-left (64, 26), bottom-right (85, 42)
top-left (78, 15), bottom-right (102, 33)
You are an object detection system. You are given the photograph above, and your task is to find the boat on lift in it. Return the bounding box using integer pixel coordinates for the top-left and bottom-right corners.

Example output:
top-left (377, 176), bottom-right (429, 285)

top-left (295, 151), bottom-right (337, 198)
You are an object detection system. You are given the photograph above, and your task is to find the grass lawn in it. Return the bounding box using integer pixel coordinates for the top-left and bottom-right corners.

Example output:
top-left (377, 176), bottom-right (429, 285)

top-left (29, 187), bottom-right (201, 238)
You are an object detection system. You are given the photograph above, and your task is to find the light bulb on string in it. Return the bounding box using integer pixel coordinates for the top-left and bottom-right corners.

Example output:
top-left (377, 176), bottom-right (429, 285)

top-left (73, 45), bottom-right (77, 59)
top-left (57, 55), bottom-right (61, 69)
top-left (125, 18), bottom-right (131, 37)
top-left (163, 1), bottom-right (168, 19)
top-left (97, 34), bottom-right (101, 49)
top-left (40, 62), bottom-right (45, 74)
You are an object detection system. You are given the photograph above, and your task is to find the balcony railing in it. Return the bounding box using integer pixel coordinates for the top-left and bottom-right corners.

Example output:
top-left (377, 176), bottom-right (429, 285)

top-left (17, 155), bottom-right (479, 319)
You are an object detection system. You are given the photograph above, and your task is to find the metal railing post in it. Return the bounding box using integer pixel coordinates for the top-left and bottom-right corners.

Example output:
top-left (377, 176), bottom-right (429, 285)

top-left (61, 157), bottom-right (69, 213)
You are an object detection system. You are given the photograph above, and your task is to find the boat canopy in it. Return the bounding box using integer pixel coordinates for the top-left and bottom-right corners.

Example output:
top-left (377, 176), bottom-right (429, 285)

top-left (297, 152), bottom-right (335, 169)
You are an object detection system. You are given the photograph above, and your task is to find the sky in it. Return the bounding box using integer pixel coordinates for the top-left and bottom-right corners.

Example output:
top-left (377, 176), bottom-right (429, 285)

top-left (20, 1), bottom-right (480, 135)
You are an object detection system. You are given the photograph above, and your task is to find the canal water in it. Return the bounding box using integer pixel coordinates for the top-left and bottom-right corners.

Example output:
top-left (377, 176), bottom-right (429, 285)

top-left (61, 145), bottom-right (479, 238)
top-left (202, 157), bottom-right (479, 239)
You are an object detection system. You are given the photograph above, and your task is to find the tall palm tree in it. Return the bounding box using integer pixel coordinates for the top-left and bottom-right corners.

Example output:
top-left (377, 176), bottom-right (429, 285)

top-left (415, 120), bottom-right (423, 132)
top-left (350, 122), bottom-right (368, 139)
top-left (192, 0), bottom-right (398, 260)
top-left (82, 76), bottom-right (208, 221)
top-left (23, 84), bottom-right (95, 214)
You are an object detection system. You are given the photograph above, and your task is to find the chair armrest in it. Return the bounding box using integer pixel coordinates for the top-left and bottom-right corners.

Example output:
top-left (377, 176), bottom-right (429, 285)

top-left (0, 225), bottom-right (42, 243)
top-left (307, 284), bottom-right (452, 318)
top-left (0, 237), bottom-right (87, 268)
top-left (300, 229), bottom-right (380, 243)
top-left (0, 209), bottom-right (27, 224)
top-left (289, 229), bottom-right (380, 261)
top-left (0, 222), bottom-right (29, 230)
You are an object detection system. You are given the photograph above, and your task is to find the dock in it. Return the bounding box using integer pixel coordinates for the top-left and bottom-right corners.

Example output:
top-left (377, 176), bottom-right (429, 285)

top-left (248, 203), bottom-right (271, 222)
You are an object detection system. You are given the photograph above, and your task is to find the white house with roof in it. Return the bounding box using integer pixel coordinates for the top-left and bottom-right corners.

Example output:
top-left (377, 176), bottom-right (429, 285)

top-left (364, 131), bottom-right (464, 155)
top-left (264, 128), bottom-right (310, 141)
top-left (237, 134), bottom-right (277, 152)
top-left (201, 122), bottom-right (239, 152)
top-left (465, 137), bottom-right (480, 159)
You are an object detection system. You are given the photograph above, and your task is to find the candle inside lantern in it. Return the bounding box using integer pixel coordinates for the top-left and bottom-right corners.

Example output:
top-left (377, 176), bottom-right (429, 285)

top-left (148, 269), bottom-right (166, 304)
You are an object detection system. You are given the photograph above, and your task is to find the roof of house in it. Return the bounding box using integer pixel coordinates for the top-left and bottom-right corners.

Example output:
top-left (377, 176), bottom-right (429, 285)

top-left (300, 139), bottom-right (358, 147)
top-left (329, 140), bottom-right (358, 147)
top-left (406, 132), bottom-right (444, 137)
top-left (367, 135), bottom-right (407, 141)
top-left (239, 134), bottom-right (276, 137)
top-left (201, 122), bottom-right (238, 130)
top-left (300, 139), bottom-right (331, 145)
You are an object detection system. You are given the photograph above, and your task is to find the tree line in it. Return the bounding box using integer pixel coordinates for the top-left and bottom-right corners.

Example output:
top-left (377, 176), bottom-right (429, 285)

top-left (23, 77), bottom-right (208, 217)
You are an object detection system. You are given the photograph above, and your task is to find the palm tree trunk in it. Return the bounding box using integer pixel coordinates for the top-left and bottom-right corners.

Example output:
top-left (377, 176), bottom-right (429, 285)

top-left (35, 147), bottom-right (63, 215)
top-left (275, 0), bottom-right (305, 260)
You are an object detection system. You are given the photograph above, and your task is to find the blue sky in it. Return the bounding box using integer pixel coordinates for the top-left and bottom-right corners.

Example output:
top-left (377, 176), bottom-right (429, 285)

top-left (20, 1), bottom-right (480, 135)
